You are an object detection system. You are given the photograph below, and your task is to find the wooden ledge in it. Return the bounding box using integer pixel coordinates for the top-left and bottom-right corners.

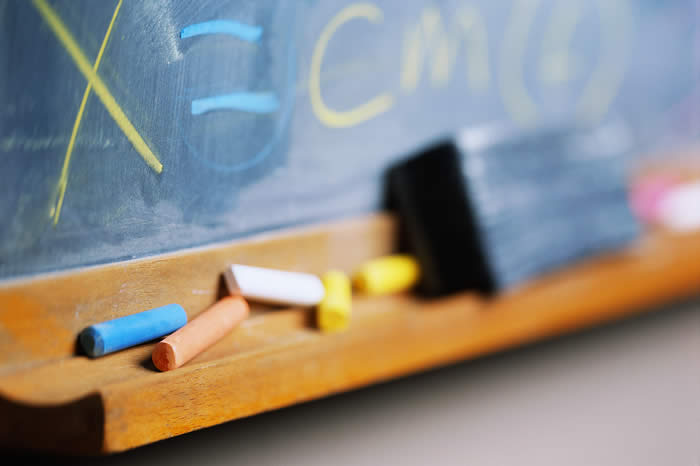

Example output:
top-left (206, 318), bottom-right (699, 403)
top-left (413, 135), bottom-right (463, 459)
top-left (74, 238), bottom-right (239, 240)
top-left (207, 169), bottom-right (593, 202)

top-left (1, 214), bottom-right (700, 453)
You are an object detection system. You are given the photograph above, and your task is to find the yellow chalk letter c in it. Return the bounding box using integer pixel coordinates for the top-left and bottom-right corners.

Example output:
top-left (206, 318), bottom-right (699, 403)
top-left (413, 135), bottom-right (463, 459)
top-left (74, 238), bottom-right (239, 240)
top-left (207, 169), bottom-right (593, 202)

top-left (310, 3), bottom-right (394, 128)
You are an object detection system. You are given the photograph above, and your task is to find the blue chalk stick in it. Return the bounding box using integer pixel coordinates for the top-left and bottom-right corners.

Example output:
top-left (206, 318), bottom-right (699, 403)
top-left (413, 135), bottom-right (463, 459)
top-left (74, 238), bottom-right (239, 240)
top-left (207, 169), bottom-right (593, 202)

top-left (79, 304), bottom-right (187, 357)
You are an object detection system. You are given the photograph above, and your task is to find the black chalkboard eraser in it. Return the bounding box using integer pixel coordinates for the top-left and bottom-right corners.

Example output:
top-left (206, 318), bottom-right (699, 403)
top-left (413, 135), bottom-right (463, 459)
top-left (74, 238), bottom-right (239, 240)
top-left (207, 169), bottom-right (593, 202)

top-left (387, 123), bottom-right (640, 297)
top-left (388, 142), bottom-right (496, 297)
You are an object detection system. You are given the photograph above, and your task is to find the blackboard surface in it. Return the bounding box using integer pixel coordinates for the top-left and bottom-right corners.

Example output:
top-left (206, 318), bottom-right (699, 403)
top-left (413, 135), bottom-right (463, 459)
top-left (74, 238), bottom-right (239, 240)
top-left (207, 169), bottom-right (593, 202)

top-left (1, 0), bottom-right (698, 280)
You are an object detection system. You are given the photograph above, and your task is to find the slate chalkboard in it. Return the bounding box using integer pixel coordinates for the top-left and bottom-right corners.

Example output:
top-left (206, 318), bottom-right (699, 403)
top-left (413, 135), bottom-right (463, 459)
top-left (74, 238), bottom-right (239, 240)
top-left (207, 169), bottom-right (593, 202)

top-left (0, 0), bottom-right (698, 279)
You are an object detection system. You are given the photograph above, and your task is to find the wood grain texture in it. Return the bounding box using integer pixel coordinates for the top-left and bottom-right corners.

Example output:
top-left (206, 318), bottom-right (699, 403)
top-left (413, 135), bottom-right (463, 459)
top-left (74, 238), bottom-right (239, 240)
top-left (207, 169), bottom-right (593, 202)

top-left (1, 214), bottom-right (700, 453)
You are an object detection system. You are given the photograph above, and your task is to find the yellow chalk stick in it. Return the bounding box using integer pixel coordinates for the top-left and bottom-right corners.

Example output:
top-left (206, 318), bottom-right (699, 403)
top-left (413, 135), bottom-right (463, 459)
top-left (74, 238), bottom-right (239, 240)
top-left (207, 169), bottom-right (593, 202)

top-left (353, 255), bottom-right (420, 296)
top-left (317, 270), bottom-right (351, 333)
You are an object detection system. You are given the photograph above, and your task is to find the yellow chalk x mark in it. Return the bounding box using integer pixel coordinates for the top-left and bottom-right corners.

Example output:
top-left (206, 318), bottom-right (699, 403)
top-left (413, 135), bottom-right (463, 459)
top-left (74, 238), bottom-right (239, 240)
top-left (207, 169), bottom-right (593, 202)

top-left (50, 0), bottom-right (124, 224)
top-left (32, 0), bottom-right (162, 221)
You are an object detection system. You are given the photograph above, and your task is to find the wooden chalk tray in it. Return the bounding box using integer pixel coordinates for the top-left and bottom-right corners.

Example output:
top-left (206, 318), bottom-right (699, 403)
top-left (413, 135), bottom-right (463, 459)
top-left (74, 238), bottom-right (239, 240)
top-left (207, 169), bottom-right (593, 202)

top-left (1, 213), bottom-right (700, 454)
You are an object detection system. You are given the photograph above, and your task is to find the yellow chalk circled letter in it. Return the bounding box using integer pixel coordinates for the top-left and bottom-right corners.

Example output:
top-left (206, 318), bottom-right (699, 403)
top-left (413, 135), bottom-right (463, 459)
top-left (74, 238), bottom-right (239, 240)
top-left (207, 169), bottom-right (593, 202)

top-left (310, 3), bottom-right (394, 128)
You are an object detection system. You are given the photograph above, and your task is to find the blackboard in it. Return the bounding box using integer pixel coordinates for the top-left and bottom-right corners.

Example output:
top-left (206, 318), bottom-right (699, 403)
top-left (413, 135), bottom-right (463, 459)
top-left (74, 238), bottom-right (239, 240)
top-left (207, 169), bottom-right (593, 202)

top-left (1, 0), bottom-right (698, 280)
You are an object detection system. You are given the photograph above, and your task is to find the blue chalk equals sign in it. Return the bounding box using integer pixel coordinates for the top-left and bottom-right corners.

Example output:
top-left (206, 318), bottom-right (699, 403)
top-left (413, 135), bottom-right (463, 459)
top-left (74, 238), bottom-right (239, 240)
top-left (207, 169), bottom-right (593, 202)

top-left (180, 19), bottom-right (279, 116)
top-left (180, 19), bottom-right (262, 42)
top-left (191, 92), bottom-right (279, 115)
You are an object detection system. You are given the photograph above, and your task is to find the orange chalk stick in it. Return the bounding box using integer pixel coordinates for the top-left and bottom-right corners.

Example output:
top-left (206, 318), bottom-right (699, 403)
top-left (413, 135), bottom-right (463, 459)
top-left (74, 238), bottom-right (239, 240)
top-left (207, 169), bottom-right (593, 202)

top-left (152, 296), bottom-right (249, 371)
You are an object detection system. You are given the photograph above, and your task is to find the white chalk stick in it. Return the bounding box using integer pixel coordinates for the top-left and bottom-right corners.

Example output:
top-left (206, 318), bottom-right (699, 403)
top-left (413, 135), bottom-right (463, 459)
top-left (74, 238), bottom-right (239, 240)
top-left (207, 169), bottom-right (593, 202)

top-left (658, 180), bottom-right (700, 232)
top-left (224, 264), bottom-right (325, 307)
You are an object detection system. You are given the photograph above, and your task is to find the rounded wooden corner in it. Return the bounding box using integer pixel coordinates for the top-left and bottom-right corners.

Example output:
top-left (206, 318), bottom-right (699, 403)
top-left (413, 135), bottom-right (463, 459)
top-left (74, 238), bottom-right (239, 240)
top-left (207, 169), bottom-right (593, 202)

top-left (0, 391), bottom-right (105, 455)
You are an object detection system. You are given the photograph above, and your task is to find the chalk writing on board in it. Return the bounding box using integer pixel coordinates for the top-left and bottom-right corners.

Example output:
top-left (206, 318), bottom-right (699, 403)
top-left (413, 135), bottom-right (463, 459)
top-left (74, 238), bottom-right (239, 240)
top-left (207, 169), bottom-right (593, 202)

top-left (0, 0), bottom-right (692, 281)
top-left (498, 0), bottom-right (631, 125)
top-left (180, 19), bottom-right (263, 42)
top-left (311, 0), bottom-right (630, 129)
top-left (575, 0), bottom-right (631, 123)
top-left (400, 5), bottom-right (490, 94)
top-left (50, 0), bottom-right (123, 225)
top-left (31, 0), bottom-right (162, 225)
top-left (179, 12), bottom-right (296, 172)
top-left (190, 92), bottom-right (280, 116)
top-left (180, 20), bottom-right (280, 117)
top-left (538, 0), bottom-right (583, 85)
top-left (310, 3), bottom-right (395, 128)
